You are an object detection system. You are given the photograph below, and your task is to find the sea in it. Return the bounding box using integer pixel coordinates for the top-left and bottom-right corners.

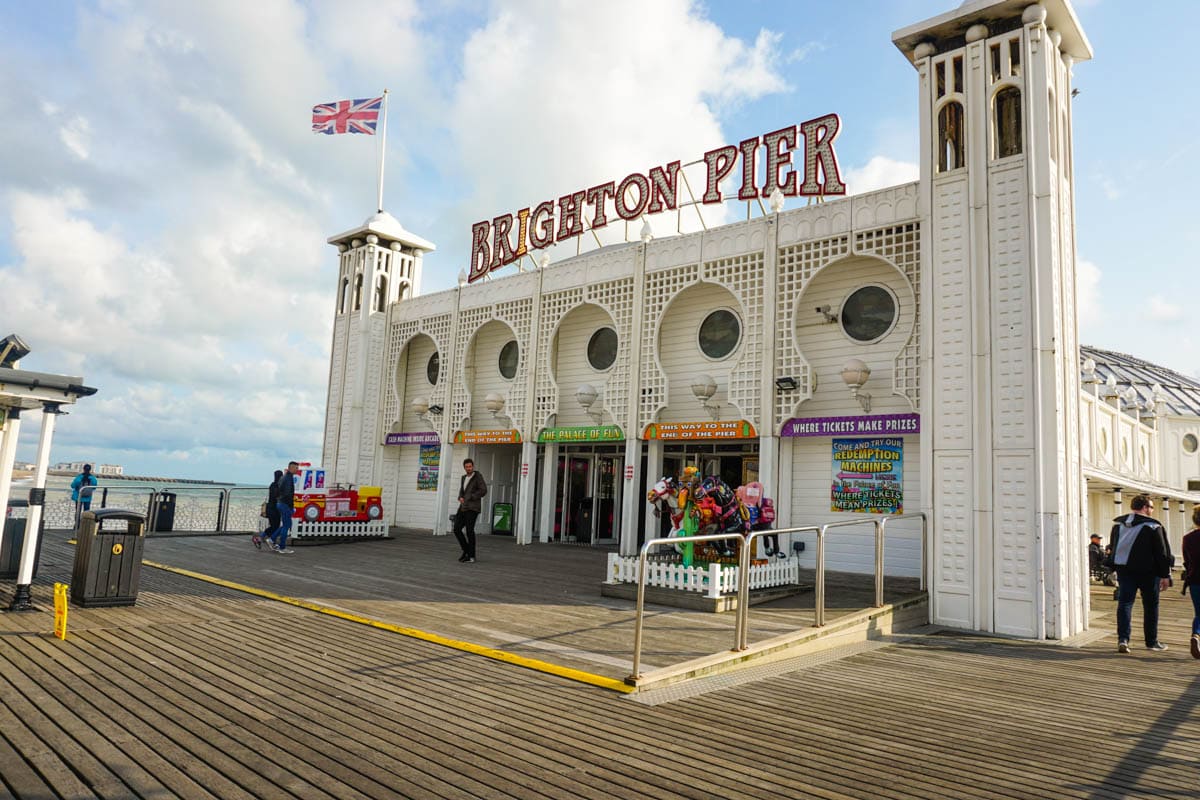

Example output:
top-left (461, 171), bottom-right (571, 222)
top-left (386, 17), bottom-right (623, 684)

top-left (6, 473), bottom-right (270, 532)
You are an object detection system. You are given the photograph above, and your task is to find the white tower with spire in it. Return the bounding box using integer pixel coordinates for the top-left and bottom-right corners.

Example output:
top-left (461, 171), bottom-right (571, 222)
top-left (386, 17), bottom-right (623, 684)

top-left (894, 0), bottom-right (1092, 638)
top-left (324, 211), bottom-right (435, 487)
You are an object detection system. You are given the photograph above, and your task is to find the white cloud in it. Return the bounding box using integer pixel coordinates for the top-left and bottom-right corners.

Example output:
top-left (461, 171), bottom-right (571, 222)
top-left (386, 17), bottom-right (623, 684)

top-left (844, 156), bottom-right (919, 195)
top-left (59, 116), bottom-right (91, 160)
top-left (1147, 295), bottom-right (1183, 321)
top-left (445, 0), bottom-right (790, 245)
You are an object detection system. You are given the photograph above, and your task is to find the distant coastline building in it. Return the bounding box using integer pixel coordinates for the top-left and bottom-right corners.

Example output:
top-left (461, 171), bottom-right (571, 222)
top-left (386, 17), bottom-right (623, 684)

top-left (319, 0), bottom-right (1199, 640)
top-left (53, 462), bottom-right (122, 476)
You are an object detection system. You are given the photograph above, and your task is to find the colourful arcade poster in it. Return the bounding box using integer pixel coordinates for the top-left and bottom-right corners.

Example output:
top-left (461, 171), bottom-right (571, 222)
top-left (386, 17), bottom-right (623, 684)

top-left (417, 444), bottom-right (440, 491)
top-left (831, 437), bottom-right (903, 514)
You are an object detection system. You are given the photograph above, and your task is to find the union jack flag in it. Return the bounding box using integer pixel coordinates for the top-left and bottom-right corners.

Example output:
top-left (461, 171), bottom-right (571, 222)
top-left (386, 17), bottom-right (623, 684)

top-left (311, 96), bottom-right (382, 135)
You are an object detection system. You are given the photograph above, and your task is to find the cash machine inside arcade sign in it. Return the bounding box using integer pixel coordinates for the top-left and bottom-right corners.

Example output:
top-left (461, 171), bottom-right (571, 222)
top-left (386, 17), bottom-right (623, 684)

top-left (468, 115), bottom-right (846, 282)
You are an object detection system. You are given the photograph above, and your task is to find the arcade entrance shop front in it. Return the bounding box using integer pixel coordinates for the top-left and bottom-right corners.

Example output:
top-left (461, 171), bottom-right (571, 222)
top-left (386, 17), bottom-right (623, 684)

top-left (543, 447), bottom-right (624, 545)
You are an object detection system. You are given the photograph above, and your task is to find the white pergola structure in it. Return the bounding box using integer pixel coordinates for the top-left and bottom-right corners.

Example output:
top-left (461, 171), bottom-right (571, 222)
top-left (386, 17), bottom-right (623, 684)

top-left (0, 335), bottom-right (97, 611)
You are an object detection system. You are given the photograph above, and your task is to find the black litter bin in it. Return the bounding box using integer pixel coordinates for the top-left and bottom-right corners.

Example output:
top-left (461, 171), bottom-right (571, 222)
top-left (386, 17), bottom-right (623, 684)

top-left (2, 499), bottom-right (45, 580)
top-left (148, 491), bottom-right (177, 532)
top-left (71, 509), bottom-right (146, 607)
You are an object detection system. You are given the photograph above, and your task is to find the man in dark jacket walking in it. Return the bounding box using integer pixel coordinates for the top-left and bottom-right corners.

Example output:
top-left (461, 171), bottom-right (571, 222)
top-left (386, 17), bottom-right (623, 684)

top-left (271, 461), bottom-right (299, 555)
top-left (453, 458), bottom-right (487, 563)
top-left (1109, 494), bottom-right (1173, 653)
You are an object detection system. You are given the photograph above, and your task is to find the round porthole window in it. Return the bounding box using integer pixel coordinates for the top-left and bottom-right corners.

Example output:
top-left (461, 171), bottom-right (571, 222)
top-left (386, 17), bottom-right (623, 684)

top-left (426, 352), bottom-right (440, 385)
top-left (587, 327), bottom-right (618, 371)
top-left (1098, 428), bottom-right (1108, 456)
top-left (1120, 439), bottom-right (1129, 463)
top-left (841, 285), bottom-right (898, 343)
top-left (498, 340), bottom-right (519, 380)
top-left (1184, 433), bottom-right (1198, 454)
top-left (1139, 445), bottom-right (1148, 467)
top-left (698, 309), bottom-right (741, 360)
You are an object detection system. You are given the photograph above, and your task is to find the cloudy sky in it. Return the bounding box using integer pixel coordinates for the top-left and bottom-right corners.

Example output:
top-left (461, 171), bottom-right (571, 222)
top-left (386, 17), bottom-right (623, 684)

top-left (2, 0), bottom-right (1196, 484)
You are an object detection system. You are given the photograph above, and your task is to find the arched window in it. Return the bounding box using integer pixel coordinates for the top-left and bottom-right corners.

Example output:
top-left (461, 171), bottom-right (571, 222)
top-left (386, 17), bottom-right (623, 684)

top-left (339, 278), bottom-right (349, 314)
top-left (937, 102), bottom-right (965, 172)
top-left (995, 86), bottom-right (1022, 158)
top-left (374, 276), bottom-right (387, 312)
top-left (353, 273), bottom-right (363, 311)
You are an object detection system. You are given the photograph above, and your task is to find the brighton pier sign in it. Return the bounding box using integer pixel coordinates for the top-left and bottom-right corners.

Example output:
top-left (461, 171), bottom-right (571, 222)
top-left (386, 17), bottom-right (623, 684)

top-left (468, 114), bottom-right (846, 282)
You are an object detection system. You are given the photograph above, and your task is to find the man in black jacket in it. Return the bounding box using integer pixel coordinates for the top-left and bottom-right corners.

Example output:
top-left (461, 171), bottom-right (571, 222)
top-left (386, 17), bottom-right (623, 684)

top-left (453, 458), bottom-right (487, 563)
top-left (1109, 494), bottom-right (1173, 653)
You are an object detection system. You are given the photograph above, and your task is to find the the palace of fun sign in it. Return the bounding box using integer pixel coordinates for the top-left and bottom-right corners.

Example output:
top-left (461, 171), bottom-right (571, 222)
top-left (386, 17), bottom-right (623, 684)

top-left (831, 437), bottom-right (903, 514)
top-left (468, 114), bottom-right (846, 282)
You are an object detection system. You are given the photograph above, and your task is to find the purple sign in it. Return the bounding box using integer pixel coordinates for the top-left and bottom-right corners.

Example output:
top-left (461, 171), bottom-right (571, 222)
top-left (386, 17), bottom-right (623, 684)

top-left (384, 432), bottom-right (440, 446)
top-left (782, 413), bottom-right (919, 438)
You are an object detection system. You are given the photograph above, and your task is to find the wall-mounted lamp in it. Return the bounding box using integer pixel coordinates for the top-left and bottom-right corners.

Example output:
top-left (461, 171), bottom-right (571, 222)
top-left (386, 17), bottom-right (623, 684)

top-left (484, 392), bottom-right (509, 421)
top-left (575, 384), bottom-right (604, 425)
top-left (815, 304), bottom-right (839, 324)
top-left (775, 376), bottom-right (798, 391)
top-left (411, 396), bottom-right (443, 428)
top-left (690, 374), bottom-right (721, 420)
top-left (840, 358), bottom-right (872, 414)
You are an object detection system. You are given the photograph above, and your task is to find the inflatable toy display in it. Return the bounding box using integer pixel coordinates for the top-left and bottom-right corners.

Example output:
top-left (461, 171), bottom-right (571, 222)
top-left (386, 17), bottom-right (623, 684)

top-left (645, 468), bottom-right (780, 565)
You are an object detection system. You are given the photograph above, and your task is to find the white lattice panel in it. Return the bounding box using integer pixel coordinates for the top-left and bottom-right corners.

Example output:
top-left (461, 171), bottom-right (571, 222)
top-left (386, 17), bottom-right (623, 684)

top-left (705, 251), bottom-right (765, 425)
top-left (384, 313), bottom-right (453, 427)
top-left (496, 298), bottom-right (533, 433)
top-left (450, 300), bottom-right (534, 433)
top-left (935, 453), bottom-right (973, 590)
top-left (336, 326), bottom-right (361, 475)
top-left (989, 162), bottom-right (1032, 447)
top-left (773, 235), bottom-right (851, 431)
top-left (534, 287), bottom-right (584, 430)
top-left (379, 448), bottom-right (401, 525)
top-left (994, 452), bottom-right (1034, 594)
top-left (855, 222), bottom-right (922, 411)
top-left (358, 318), bottom-right (386, 480)
top-left (639, 263), bottom-right (699, 427)
top-left (932, 177), bottom-right (969, 448)
top-left (323, 315), bottom-right (349, 467)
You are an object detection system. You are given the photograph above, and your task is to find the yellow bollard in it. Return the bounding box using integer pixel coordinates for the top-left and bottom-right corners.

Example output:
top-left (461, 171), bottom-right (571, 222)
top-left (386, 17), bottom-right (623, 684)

top-left (54, 583), bottom-right (68, 640)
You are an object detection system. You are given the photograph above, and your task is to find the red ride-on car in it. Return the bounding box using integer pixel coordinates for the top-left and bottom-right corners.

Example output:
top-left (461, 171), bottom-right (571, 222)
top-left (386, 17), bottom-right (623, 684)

top-left (296, 485), bottom-right (384, 523)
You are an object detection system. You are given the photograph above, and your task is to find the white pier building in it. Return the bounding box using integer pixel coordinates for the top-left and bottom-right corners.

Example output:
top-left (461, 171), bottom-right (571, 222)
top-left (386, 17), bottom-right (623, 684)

top-left (320, 0), bottom-right (1200, 639)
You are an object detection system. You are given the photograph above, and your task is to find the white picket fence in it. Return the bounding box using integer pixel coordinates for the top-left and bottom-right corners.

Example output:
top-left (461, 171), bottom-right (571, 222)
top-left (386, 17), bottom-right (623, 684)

top-left (605, 553), bottom-right (799, 599)
top-left (291, 519), bottom-right (388, 539)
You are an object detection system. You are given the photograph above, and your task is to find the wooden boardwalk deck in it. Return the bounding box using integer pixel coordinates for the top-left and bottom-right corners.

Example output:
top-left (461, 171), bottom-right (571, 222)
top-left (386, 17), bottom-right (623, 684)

top-left (0, 527), bottom-right (1197, 798)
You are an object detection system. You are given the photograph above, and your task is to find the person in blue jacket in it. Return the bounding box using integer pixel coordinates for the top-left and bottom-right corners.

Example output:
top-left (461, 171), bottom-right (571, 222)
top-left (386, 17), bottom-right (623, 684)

top-left (70, 464), bottom-right (98, 517)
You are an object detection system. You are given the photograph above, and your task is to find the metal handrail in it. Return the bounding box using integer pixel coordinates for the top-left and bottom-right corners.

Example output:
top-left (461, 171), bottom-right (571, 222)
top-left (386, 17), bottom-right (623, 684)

top-left (735, 512), bottom-right (930, 650)
top-left (630, 531), bottom-right (750, 681)
top-left (735, 525), bottom-right (820, 650)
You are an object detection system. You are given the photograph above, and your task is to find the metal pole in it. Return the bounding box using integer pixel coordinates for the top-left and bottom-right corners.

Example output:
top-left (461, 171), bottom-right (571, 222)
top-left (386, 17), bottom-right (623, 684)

top-left (815, 526), bottom-right (826, 626)
top-left (11, 404), bottom-right (58, 610)
top-left (631, 546), bottom-right (649, 679)
top-left (0, 408), bottom-right (22, 558)
top-left (376, 89), bottom-right (389, 212)
top-left (874, 518), bottom-right (885, 608)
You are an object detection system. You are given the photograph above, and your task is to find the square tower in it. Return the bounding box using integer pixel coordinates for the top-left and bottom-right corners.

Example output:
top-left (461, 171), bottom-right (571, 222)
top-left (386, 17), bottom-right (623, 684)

top-left (894, 0), bottom-right (1092, 638)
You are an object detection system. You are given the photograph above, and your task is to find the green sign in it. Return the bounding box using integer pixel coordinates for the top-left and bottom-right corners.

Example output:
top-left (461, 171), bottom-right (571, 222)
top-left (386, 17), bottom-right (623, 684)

top-left (536, 425), bottom-right (623, 443)
top-left (492, 502), bottom-right (513, 533)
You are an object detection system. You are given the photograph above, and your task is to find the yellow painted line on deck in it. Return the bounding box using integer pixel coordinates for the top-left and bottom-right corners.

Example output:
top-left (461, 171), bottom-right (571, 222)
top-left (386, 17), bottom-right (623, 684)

top-left (141, 559), bottom-right (634, 694)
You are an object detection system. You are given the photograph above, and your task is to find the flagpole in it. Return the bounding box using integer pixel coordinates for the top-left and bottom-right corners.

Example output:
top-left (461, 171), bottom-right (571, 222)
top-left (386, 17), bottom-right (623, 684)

top-left (377, 89), bottom-right (389, 212)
